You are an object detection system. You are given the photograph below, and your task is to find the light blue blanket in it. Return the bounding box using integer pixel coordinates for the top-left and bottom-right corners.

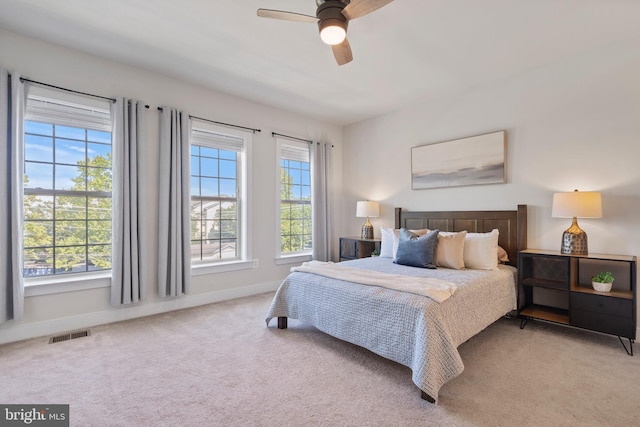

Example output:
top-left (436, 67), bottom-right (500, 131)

top-left (266, 257), bottom-right (517, 401)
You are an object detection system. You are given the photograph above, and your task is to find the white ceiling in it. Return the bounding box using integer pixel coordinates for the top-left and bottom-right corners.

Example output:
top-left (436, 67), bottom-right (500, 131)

top-left (1, 0), bottom-right (639, 126)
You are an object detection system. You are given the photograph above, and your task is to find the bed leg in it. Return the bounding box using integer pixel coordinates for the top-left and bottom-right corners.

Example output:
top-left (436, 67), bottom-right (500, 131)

top-left (277, 317), bottom-right (288, 329)
top-left (420, 390), bottom-right (435, 403)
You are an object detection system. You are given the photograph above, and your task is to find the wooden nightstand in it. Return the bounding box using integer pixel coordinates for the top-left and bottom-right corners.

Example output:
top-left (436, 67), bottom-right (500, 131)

top-left (339, 237), bottom-right (381, 261)
top-left (518, 249), bottom-right (637, 355)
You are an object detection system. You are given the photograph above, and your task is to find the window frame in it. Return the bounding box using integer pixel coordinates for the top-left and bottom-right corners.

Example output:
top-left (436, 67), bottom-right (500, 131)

top-left (275, 137), bottom-right (313, 262)
top-left (189, 120), bottom-right (252, 273)
top-left (22, 87), bottom-right (114, 283)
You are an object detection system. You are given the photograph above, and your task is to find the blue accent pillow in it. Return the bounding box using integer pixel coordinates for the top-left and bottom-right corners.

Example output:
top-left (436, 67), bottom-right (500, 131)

top-left (394, 228), bottom-right (439, 269)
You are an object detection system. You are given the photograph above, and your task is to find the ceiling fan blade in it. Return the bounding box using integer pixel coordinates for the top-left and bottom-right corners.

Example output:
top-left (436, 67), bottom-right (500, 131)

top-left (332, 38), bottom-right (353, 66)
top-left (257, 9), bottom-right (318, 23)
top-left (342, 0), bottom-right (394, 20)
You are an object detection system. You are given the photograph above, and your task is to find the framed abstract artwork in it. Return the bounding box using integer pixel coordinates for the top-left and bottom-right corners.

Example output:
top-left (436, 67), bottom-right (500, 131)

top-left (411, 131), bottom-right (506, 190)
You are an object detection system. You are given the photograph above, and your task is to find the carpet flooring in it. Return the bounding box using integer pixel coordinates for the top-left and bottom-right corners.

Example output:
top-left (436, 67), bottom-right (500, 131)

top-left (0, 292), bottom-right (638, 426)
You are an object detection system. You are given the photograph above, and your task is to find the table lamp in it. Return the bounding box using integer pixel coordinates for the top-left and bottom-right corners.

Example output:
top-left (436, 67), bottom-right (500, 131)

top-left (356, 201), bottom-right (379, 239)
top-left (552, 189), bottom-right (602, 255)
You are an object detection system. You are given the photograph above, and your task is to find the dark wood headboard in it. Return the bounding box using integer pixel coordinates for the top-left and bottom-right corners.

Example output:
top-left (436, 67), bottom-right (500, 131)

top-left (394, 205), bottom-right (527, 268)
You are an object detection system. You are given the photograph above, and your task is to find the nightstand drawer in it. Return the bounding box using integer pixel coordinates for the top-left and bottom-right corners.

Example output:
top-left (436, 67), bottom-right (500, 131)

top-left (571, 309), bottom-right (634, 338)
top-left (570, 293), bottom-right (632, 318)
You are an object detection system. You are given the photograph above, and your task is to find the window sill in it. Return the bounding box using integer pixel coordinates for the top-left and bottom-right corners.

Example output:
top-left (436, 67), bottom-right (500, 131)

top-left (275, 254), bottom-right (312, 265)
top-left (24, 272), bottom-right (111, 297)
top-left (192, 259), bottom-right (258, 276)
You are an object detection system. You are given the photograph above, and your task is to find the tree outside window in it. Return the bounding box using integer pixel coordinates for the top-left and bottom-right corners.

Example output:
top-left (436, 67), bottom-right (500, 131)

top-left (23, 120), bottom-right (112, 277)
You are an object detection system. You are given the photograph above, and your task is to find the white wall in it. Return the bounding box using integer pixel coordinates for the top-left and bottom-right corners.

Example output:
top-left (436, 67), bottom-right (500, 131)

top-left (343, 39), bottom-right (640, 336)
top-left (2, 27), bottom-right (639, 344)
top-left (0, 28), bottom-right (344, 344)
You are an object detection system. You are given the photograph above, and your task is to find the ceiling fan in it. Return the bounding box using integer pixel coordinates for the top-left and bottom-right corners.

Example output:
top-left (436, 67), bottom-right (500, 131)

top-left (257, 0), bottom-right (394, 66)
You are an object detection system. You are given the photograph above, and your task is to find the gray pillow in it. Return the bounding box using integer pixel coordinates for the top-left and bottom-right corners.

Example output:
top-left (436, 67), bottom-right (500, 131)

top-left (394, 228), bottom-right (439, 269)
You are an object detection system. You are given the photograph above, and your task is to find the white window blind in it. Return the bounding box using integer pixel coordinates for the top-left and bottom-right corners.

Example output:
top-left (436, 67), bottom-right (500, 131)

top-left (26, 93), bottom-right (111, 132)
top-left (281, 143), bottom-right (310, 162)
top-left (192, 128), bottom-right (244, 152)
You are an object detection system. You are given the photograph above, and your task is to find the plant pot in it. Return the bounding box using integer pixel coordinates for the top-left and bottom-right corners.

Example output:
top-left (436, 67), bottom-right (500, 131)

top-left (592, 281), bottom-right (612, 292)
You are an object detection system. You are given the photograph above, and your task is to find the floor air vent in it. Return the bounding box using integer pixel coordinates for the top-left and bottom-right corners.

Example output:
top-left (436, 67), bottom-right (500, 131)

top-left (49, 330), bottom-right (91, 344)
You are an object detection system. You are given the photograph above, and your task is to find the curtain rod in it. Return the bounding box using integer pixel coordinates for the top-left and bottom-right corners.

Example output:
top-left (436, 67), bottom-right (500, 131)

top-left (271, 132), bottom-right (312, 144)
top-left (20, 77), bottom-right (116, 103)
top-left (156, 107), bottom-right (261, 134)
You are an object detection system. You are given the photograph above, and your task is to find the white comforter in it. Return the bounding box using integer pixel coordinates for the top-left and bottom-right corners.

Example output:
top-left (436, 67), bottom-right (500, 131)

top-left (291, 260), bottom-right (457, 303)
top-left (266, 257), bottom-right (517, 402)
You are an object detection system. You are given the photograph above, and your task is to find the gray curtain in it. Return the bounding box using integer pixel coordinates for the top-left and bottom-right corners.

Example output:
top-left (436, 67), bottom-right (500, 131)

top-left (111, 98), bottom-right (145, 305)
top-left (311, 141), bottom-right (332, 261)
top-left (0, 69), bottom-right (27, 323)
top-left (157, 107), bottom-right (191, 297)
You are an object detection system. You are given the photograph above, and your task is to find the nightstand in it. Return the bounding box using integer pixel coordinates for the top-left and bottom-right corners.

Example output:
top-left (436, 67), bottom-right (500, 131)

top-left (518, 249), bottom-right (637, 355)
top-left (339, 237), bottom-right (381, 261)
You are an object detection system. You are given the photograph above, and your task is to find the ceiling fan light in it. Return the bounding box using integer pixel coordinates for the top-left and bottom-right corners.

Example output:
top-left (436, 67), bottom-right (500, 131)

top-left (320, 25), bottom-right (346, 45)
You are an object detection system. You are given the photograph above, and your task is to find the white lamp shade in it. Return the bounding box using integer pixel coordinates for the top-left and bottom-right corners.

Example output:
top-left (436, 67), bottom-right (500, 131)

top-left (552, 191), bottom-right (602, 218)
top-left (356, 201), bottom-right (379, 218)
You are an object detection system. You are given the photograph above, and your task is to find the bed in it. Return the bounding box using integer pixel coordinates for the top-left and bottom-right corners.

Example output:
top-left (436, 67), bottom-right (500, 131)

top-left (266, 205), bottom-right (528, 403)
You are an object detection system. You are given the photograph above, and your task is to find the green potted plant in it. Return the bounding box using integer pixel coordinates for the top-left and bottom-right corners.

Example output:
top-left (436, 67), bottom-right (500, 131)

top-left (592, 271), bottom-right (614, 292)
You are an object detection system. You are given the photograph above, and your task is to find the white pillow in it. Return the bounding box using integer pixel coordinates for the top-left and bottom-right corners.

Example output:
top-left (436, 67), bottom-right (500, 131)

top-left (379, 226), bottom-right (428, 259)
top-left (464, 229), bottom-right (500, 270)
top-left (379, 227), bottom-right (396, 258)
top-left (435, 231), bottom-right (467, 270)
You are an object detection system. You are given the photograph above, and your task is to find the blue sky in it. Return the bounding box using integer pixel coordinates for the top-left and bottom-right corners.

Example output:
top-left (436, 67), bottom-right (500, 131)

top-left (24, 121), bottom-right (111, 190)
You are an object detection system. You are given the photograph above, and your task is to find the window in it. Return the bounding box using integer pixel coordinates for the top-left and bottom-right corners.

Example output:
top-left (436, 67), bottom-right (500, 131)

top-left (190, 125), bottom-right (247, 264)
top-left (23, 89), bottom-right (113, 277)
top-left (277, 139), bottom-right (312, 256)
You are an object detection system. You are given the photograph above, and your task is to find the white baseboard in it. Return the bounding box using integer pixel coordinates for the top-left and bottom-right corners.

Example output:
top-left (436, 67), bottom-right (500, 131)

top-left (0, 280), bottom-right (281, 345)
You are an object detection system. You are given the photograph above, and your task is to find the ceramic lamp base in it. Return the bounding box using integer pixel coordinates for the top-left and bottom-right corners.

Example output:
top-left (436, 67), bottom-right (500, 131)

top-left (560, 218), bottom-right (588, 255)
top-left (361, 224), bottom-right (373, 239)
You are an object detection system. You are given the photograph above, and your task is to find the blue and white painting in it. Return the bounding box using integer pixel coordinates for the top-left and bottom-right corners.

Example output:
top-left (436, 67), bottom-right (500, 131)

top-left (411, 131), bottom-right (505, 190)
